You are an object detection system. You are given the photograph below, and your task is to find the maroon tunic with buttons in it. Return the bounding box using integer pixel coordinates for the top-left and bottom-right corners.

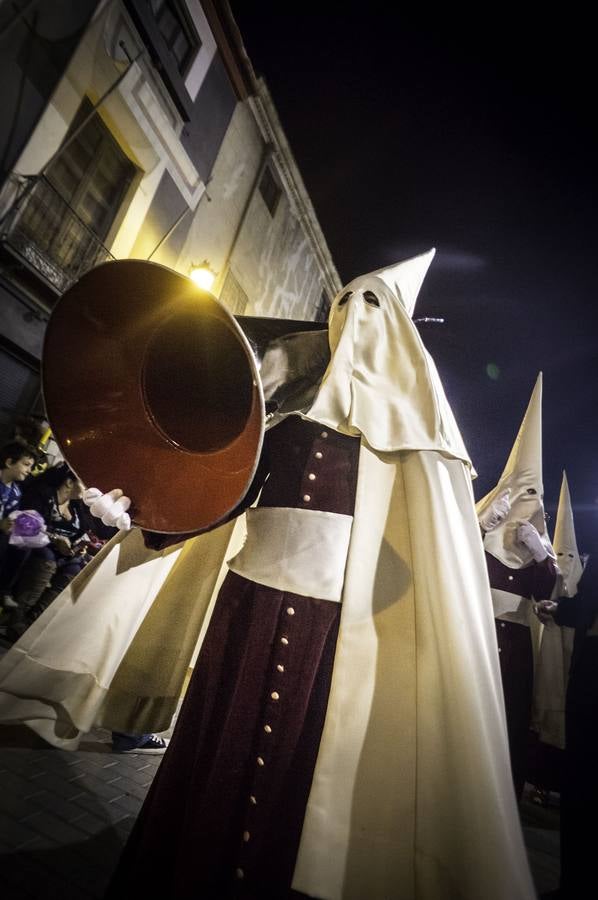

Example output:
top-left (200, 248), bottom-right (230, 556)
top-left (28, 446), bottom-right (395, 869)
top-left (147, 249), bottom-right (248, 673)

top-left (106, 416), bottom-right (360, 899)
top-left (487, 552), bottom-right (557, 799)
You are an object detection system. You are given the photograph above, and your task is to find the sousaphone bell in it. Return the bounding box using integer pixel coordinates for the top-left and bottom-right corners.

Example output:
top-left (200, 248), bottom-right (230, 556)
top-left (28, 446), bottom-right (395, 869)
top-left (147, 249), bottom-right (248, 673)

top-left (42, 259), bottom-right (327, 533)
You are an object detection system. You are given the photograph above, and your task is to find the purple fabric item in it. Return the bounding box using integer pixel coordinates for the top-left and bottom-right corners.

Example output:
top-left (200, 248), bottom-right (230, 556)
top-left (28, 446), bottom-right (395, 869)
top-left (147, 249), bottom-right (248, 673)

top-left (12, 509), bottom-right (44, 536)
top-left (9, 510), bottom-right (50, 547)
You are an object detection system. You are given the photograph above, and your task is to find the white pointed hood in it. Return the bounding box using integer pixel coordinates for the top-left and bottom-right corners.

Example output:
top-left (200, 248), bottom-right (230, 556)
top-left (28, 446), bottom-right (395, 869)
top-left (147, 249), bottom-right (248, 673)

top-left (304, 249), bottom-right (472, 464)
top-left (477, 373), bottom-right (555, 567)
top-left (553, 472), bottom-right (585, 597)
top-left (368, 248), bottom-right (437, 316)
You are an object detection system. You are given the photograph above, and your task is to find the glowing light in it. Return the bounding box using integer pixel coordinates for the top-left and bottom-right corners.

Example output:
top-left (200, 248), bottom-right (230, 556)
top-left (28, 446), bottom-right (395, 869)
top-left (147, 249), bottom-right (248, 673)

top-left (189, 261), bottom-right (216, 291)
top-left (486, 363), bottom-right (500, 380)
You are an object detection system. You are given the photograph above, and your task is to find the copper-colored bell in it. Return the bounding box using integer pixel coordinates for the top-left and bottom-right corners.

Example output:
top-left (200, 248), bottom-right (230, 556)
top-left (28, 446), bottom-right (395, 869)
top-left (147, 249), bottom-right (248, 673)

top-left (42, 259), bottom-right (264, 533)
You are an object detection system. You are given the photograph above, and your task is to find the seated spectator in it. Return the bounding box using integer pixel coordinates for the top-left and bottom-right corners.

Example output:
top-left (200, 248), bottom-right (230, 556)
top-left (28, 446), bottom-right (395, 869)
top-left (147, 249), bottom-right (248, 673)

top-left (0, 441), bottom-right (37, 608)
top-left (6, 463), bottom-right (89, 638)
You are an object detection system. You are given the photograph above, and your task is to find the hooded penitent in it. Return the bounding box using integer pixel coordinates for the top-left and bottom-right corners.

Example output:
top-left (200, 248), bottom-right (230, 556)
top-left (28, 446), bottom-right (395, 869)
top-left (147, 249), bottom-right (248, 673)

top-left (305, 248), bottom-right (469, 459)
top-left (476, 373), bottom-right (558, 803)
top-left (476, 373), bottom-right (556, 623)
top-left (0, 251), bottom-right (536, 900)
top-left (288, 252), bottom-right (535, 899)
top-left (533, 472), bottom-right (584, 748)
top-left (553, 471), bottom-right (585, 598)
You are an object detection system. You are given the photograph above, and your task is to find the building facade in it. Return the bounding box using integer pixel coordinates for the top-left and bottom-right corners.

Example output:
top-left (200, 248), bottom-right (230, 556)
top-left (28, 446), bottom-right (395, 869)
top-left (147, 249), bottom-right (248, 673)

top-left (0, 0), bottom-right (340, 441)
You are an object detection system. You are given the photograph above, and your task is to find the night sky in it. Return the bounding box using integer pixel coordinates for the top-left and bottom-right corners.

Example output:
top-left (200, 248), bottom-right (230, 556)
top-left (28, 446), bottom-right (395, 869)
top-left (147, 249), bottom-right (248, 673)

top-left (229, 4), bottom-right (598, 581)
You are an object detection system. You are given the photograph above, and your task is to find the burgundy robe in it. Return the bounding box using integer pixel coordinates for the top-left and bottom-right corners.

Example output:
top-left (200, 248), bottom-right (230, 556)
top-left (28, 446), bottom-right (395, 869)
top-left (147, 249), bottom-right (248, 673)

top-left (106, 416), bottom-right (360, 899)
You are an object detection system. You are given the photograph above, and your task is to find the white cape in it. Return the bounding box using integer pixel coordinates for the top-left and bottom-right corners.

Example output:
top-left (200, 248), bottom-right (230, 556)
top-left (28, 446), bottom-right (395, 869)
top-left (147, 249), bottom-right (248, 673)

top-left (292, 441), bottom-right (535, 900)
top-left (532, 618), bottom-right (573, 749)
top-left (0, 521), bottom-right (242, 747)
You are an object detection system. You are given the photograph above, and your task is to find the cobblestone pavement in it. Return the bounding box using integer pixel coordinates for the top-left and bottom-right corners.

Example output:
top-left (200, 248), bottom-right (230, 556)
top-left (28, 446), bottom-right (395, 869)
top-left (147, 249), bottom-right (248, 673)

top-left (0, 637), bottom-right (168, 899)
top-left (520, 793), bottom-right (561, 896)
top-left (0, 719), bottom-right (161, 899)
top-left (0, 641), bottom-right (560, 899)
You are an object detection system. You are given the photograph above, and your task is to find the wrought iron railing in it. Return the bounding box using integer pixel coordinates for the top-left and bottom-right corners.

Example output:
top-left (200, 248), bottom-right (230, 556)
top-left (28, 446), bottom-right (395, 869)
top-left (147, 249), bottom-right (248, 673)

top-left (0, 174), bottom-right (115, 292)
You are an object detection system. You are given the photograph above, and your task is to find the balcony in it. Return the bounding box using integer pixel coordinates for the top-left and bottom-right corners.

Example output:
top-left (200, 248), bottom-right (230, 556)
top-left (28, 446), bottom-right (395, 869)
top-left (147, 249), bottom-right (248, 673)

top-left (0, 174), bottom-right (115, 294)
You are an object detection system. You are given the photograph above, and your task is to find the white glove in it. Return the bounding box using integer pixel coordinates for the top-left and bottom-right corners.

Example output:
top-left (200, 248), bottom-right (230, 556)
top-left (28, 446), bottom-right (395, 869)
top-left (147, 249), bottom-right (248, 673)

top-left (516, 521), bottom-right (548, 562)
top-left (479, 490), bottom-right (511, 532)
top-left (83, 487), bottom-right (132, 531)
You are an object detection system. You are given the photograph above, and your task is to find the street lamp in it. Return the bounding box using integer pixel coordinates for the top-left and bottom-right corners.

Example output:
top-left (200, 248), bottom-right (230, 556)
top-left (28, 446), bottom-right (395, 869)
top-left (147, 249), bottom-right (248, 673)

top-left (189, 260), bottom-right (217, 291)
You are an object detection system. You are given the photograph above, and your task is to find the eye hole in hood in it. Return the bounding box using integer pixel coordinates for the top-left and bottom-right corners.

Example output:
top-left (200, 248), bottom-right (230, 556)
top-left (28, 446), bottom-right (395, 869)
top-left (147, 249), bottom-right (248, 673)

top-left (337, 291), bottom-right (353, 308)
top-left (363, 291), bottom-right (380, 307)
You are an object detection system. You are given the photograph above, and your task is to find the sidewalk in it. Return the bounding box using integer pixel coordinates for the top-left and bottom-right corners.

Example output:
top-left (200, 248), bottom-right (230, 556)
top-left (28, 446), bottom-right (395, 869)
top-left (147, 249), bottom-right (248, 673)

top-left (0, 638), bottom-right (168, 899)
top-left (0, 720), bottom-right (161, 899)
top-left (0, 640), bottom-right (560, 899)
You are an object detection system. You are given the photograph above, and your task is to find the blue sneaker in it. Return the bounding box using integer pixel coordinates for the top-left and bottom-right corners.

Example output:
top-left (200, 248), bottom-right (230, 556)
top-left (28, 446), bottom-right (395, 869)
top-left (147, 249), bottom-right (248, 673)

top-left (112, 732), bottom-right (169, 755)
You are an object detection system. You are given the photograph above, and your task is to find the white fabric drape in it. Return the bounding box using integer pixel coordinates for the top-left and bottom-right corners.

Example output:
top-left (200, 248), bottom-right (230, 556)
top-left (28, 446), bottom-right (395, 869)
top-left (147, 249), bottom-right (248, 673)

top-left (292, 444), bottom-right (536, 900)
top-left (0, 521), bottom-right (242, 747)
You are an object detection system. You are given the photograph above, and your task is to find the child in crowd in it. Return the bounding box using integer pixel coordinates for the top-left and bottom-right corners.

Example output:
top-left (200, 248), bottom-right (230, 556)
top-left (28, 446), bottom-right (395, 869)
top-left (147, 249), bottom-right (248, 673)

top-left (3, 463), bottom-right (88, 638)
top-left (0, 441), bottom-right (37, 608)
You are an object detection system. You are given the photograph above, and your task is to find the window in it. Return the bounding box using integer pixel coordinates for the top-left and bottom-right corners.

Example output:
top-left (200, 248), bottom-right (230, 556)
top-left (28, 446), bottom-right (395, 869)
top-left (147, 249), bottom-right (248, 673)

top-left (46, 99), bottom-right (136, 243)
top-left (150, 0), bottom-right (200, 76)
top-left (124, 0), bottom-right (202, 119)
top-left (219, 268), bottom-right (249, 315)
top-left (0, 343), bottom-right (40, 441)
top-left (258, 165), bottom-right (282, 217)
top-left (13, 99), bottom-right (136, 289)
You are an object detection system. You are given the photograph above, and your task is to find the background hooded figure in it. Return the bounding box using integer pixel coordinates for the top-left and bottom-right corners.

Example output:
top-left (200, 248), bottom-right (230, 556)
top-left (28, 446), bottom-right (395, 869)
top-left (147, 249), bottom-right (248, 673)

top-left (476, 373), bottom-right (558, 799)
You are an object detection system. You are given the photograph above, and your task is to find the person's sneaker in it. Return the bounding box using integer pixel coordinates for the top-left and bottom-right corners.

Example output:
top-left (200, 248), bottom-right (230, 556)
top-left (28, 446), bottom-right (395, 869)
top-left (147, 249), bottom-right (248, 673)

top-left (112, 733), bottom-right (169, 755)
top-left (1, 594), bottom-right (18, 609)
